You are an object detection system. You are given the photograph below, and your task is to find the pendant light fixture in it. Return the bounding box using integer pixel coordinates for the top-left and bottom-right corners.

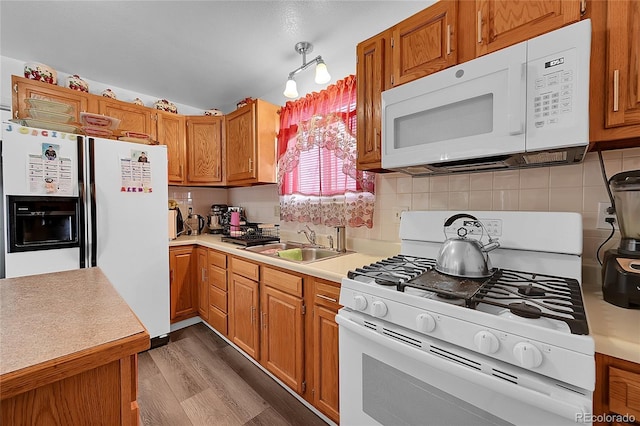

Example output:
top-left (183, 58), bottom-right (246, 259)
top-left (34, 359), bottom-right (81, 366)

top-left (283, 41), bottom-right (331, 98)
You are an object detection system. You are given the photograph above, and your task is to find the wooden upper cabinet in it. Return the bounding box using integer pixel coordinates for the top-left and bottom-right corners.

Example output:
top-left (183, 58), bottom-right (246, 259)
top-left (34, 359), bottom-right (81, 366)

top-left (475, 0), bottom-right (581, 57)
top-left (11, 75), bottom-right (93, 123)
top-left (604, 0), bottom-right (640, 130)
top-left (391, 0), bottom-right (458, 87)
top-left (97, 98), bottom-right (156, 140)
top-left (225, 99), bottom-right (279, 185)
top-left (587, 0), bottom-right (640, 150)
top-left (356, 32), bottom-right (387, 172)
top-left (356, 2), bottom-right (458, 172)
top-left (156, 110), bottom-right (186, 184)
top-left (186, 116), bottom-right (224, 185)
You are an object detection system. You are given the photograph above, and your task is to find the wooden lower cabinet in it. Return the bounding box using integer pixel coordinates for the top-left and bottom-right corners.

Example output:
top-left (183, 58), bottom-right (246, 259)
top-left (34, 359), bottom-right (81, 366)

top-left (311, 278), bottom-right (341, 424)
top-left (261, 274), bottom-right (305, 394)
top-left (169, 246), bottom-right (198, 323)
top-left (594, 353), bottom-right (640, 425)
top-left (197, 247), bottom-right (209, 321)
top-left (220, 256), bottom-right (341, 422)
top-left (229, 271), bottom-right (260, 359)
top-left (2, 353), bottom-right (140, 426)
top-left (207, 249), bottom-right (228, 336)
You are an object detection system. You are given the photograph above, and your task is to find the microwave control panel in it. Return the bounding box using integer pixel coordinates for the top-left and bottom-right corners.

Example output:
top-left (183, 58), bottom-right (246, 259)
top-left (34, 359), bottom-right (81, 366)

top-left (529, 47), bottom-right (578, 129)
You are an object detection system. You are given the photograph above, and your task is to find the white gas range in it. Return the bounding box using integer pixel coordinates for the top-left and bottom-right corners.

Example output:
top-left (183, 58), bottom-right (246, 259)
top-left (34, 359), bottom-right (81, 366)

top-left (337, 211), bottom-right (594, 426)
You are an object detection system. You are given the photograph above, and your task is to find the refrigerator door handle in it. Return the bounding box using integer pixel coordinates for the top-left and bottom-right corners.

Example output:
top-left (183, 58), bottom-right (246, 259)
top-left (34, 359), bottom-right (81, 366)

top-left (77, 136), bottom-right (86, 269)
top-left (88, 138), bottom-right (97, 267)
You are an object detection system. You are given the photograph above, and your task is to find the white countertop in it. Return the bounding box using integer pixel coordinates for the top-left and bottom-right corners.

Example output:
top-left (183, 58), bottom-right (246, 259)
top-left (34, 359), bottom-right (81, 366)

top-left (582, 282), bottom-right (640, 364)
top-left (170, 235), bottom-right (639, 364)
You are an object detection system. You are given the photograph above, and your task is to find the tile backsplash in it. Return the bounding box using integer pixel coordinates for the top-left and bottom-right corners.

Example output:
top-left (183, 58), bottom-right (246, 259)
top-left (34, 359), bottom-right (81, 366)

top-left (173, 147), bottom-right (639, 282)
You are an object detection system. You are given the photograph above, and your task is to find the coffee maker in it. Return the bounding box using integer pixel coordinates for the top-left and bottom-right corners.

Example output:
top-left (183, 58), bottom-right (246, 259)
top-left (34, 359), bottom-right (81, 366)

top-left (207, 204), bottom-right (227, 234)
top-left (602, 170), bottom-right (640, 308)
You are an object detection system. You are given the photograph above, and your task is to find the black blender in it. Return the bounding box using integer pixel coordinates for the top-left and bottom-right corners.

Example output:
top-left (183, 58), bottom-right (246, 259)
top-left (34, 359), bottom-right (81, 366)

top-left (602, 170), bottom-right (640, 308)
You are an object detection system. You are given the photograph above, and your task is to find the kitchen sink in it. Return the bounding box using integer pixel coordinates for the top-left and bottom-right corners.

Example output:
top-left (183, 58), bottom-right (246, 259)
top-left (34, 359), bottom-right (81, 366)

top-left (243, 242), bottom-right (349, 263)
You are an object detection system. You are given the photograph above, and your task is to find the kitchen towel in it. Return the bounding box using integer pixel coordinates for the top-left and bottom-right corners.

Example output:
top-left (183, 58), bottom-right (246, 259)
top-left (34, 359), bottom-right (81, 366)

top-left (277, 248), bottom-right (303, 261)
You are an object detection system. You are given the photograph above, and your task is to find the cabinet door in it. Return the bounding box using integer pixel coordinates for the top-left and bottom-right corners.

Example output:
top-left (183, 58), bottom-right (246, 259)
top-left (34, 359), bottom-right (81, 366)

top-left (197, 247), bottom-right (208, 321)
top-left (356, 33), bottom-right (387, 172)
top-left (12, 75), bottom-right (91, 123)
top-left (225, 104), bottom-right (256, 183)
top-left (186, 116), bottom-right (223, 184)
top-left (391, 0), bottom-right (458, 87)
top-left (260, 285), bottom-right (304, 394)
top-left (157, 110), bottom-right (186, 184)
top-left (476, 0), bottom-right (581, 56)
top-left (98, 99), bottom-right (156, 139)
top-left (313, 305), bottom-right (340, 423)
top-left (169, 246), bottom-right (197, 323)
top-left (229, 273), bottom-right (259, 359)
top-left (605, 0), bottom-right (640, 129)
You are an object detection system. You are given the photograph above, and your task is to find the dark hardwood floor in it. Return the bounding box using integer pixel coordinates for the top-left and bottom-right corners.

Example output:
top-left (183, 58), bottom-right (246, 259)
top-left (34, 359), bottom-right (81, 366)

top-left (137, 323), bottom-right (328, 426)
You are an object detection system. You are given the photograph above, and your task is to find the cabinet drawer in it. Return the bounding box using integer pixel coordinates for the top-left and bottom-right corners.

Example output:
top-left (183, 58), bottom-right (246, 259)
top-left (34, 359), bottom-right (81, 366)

top-left (208, 306), bottom-right (228, 335)
top-left (609, 366), bottom-right (640, 418)
top-left (314, 280), bottom-right (341, 309)
top-left (210, 286), bottom-right (227, 312)
top-left (208, 249), bottom-right (226, 269)
top-left (262, 266), bottom-right (302, 297)
top-left (231, 257), bottom-right (259, 281)
top-left (209, 265), bottom-right (227, 291)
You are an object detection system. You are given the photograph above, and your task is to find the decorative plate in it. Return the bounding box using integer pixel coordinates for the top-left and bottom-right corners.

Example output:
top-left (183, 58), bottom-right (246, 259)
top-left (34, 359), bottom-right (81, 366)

top-left (27, 108), bottom-right (74, 123)
top-left (80, 112), bottom-right (120, 130)
top-left (12, 118), bottom-right (80, 134)
top-left (154, 99), bottom-right (178, 114)
top-left (82, 126), bottom-right (113, 138)
top-left (132, 98), bottom-right (144, 106)
top-left (24, 62), bottom-right (57, 85)
top-left (25, 98), bottom-right (73, 114)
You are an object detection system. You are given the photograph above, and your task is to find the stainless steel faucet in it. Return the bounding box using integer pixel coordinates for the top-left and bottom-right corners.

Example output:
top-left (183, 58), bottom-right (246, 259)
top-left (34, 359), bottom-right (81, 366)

top-left (298, 225), bottom-right (317, 246)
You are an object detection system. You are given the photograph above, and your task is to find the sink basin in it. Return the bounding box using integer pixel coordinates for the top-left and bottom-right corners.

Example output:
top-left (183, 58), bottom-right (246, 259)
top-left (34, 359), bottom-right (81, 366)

top-left (243, 242), bottom-right (349, 263)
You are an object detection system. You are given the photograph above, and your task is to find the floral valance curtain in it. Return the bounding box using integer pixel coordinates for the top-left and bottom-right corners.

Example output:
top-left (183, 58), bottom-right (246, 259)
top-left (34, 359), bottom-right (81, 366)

top-left (277, 75), bottom-right (375, 228)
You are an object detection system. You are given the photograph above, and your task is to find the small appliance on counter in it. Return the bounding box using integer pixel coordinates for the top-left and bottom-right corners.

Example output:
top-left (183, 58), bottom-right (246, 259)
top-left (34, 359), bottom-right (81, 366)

top-left (207, 204), bottom-right (227, 234)
top-left (184, 207), bottom-right (205, 236)
top-left (602, 170), bottom-right (640, 308)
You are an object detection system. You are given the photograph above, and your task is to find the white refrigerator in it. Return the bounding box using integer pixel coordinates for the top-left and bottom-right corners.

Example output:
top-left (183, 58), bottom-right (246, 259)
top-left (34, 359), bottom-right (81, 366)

top-left (1, 122), bottom-right (170, 343)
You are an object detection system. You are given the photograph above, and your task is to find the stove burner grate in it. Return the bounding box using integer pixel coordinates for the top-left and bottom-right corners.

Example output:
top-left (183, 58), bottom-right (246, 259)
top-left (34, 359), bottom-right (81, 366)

top-left (471, 269), bottom-right (589, 335)
top-left (347, 255), bottom-right (436, 286)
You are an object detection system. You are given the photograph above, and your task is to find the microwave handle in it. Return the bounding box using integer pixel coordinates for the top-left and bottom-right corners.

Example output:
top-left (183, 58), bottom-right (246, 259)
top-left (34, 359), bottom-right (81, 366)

top-left (508, 62), bottom-right (526, 135)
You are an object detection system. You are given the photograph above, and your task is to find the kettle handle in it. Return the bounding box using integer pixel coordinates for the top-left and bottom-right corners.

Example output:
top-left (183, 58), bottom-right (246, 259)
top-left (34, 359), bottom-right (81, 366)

top-left (444, 213), bottom-right (478, 227)
top-left (198, 215), bottom-right (205, 231)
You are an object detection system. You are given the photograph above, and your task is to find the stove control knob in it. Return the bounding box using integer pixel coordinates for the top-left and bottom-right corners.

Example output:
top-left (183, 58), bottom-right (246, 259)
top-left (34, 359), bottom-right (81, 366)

top-left (371, 300), bottom-right (388, 318)
top-left (416, 313), bottom-right (436, 333)
top-left (474, 330), bottom-right (499, 354)
top-left (353, 295), bottom-right (368, 311)
top-left (513, 342), bottom-right (543, 368)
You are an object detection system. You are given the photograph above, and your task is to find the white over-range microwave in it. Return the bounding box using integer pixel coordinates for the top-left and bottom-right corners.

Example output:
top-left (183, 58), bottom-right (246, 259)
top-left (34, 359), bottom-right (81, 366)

top-left (382, 19), bottom-right (591, 175)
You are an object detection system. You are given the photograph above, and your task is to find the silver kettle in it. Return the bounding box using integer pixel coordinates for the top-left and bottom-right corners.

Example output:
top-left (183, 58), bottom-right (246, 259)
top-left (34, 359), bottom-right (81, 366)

top-left (435, 213), bottom-right (500, 279)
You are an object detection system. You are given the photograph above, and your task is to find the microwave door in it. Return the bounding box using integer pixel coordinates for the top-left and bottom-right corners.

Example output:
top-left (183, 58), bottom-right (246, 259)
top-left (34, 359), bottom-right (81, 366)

top-left (382, 41), bottom-right (527, 170)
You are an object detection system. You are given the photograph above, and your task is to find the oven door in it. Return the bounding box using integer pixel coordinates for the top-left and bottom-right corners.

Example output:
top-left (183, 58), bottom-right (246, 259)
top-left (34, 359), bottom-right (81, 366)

top-left (336, 310), bottom-right (592, 426)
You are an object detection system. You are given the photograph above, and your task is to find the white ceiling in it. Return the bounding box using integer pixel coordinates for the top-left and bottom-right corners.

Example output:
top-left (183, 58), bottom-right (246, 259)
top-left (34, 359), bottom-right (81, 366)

top-left (1, 1), bottom-right (430, 113)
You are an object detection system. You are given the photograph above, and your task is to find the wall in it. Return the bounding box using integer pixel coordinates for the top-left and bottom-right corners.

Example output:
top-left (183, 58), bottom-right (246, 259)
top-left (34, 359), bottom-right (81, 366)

top-left (223, 147), bottom-right (640, 284)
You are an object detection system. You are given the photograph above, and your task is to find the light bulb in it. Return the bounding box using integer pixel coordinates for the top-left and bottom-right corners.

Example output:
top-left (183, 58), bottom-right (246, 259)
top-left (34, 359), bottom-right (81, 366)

top-left (283, 78), bottom-right (298, 98)
top-left (315, 61), bottom-right (331, 84)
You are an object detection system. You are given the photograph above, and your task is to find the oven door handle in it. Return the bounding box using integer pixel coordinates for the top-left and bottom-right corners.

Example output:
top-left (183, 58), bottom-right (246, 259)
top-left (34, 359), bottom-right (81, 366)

top-left (336, 314), bottom-right (591, 421)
